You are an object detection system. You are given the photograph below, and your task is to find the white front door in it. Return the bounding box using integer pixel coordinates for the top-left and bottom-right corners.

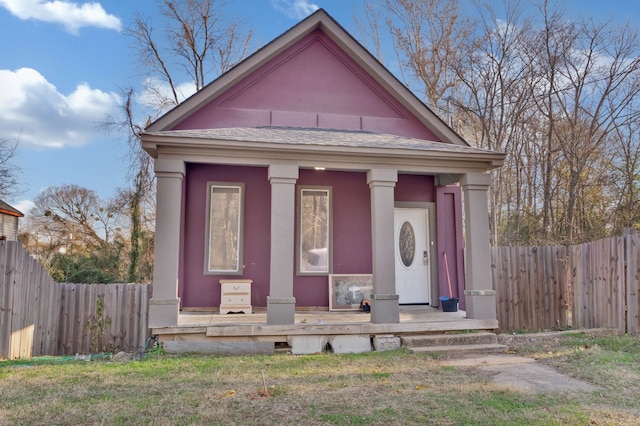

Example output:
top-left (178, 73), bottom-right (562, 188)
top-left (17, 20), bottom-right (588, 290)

top-left (394, 208), bottom-right (430, 304)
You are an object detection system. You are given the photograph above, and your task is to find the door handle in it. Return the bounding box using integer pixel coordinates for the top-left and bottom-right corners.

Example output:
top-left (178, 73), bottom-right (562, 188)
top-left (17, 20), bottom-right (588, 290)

top-left (423, 250), bottom-right (428, 265)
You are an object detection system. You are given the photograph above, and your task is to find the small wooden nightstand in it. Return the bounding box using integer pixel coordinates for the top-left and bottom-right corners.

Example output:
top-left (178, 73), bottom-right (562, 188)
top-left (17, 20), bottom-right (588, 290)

top-left (219, 279), bottom-right (252, 314)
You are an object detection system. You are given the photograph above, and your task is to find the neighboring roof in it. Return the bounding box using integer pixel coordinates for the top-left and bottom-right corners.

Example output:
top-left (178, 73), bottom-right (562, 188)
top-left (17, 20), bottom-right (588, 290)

top-left (142, 127), bottom-right (505, 170)
top-left (0, 199), bottom-right (24, 217)
top-left (145, 8), bottom-right (470, 147)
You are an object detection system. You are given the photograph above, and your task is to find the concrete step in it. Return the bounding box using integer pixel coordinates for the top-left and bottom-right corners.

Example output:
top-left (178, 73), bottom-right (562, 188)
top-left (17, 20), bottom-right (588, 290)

top-left (407, 343), bottom-right (508, 355)
top-left (402, 331), bottom-right (498, 348)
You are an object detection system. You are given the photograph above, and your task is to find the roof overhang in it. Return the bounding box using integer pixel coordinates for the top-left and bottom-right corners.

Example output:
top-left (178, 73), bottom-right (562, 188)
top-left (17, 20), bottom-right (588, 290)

top-left (142, 127), bottom-right (505, 175)
top-left (0, 200), bottom-right (23, 217)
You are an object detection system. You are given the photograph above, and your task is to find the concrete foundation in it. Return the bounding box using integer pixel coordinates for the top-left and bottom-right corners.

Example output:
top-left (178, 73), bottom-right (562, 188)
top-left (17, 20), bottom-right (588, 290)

top-left (163, 341), bottom-right (275, 355)
top-left (288, 335), bottom-right (328, 355)
top-left (329, 335), bottom-right (372, 354)
top-left (373, 334), bottom-right (401, 351)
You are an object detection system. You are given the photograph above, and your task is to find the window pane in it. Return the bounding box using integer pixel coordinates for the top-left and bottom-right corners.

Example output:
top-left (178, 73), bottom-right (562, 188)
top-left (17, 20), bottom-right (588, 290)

top-left (208, 186), bottom-right (241, 272)
top-left (300, 189), bottom-right (329, 273)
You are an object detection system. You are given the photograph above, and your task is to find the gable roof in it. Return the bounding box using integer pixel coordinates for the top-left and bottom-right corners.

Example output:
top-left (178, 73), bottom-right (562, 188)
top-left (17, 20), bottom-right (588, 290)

top-left (0, 199), bottom-right (23, 217)
top-left (145, 8), bottom-right (469, 147)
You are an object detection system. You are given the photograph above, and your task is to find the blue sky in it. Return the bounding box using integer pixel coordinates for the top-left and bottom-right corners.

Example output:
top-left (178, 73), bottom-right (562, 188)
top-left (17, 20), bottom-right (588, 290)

top-left (1, 0), bottom-right (640, 214)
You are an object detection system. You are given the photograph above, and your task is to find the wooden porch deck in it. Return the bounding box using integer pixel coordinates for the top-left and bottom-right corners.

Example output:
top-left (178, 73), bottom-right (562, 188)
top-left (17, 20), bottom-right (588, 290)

top-left (153, 306), bottom-right (499, 348)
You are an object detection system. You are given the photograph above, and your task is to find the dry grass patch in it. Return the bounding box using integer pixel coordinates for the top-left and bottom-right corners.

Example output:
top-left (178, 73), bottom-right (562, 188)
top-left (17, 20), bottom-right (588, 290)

top-left (1, 335), bottom-right (639, 425)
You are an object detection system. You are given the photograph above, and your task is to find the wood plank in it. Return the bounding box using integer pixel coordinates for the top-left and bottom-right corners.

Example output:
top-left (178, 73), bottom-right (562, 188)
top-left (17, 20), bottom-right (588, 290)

top-left (9, 242), bottom-right (24, 359)
top-left (153, 326), bottom-right (209, 335)
top-left (20, 251), bottom-right (35, 358)
top-left (63, 284), bottom-right (75, 355)
top-left (84, 284), bottom-right (96, 354)
top-left (627, 230), bottom-right (639, 334)
top-left (0, 241), bottom-right (13, 359)
top-left (614, 237), bottom-right (624, 330)
top-left (547, 247), bottom-right (555, 328)
top-left (509, 246), bottom-right (516, 331)
top-left (203, 318), bottom-right (499, 337)
top-left (32, 259), bottom-right (45, 356)
top-left (520, 246), bottom-right (528, 330)
top-left (119, 283), bottom-right (129, 350)
top-left (39, 271), bottom-right (51, 356)
top-left (580, 241), bottom-right (587, 329)
top-left (105, 284), bottom-right (117, 352)
top-left (534, 246), bottom-right (542, 330)
top-left (173, 334), bottom-right (288, 343)
top-left (140, 284), bottom-right (151, 350)
top-left (124, 284), bottom-right (135, 352)
top-left (50, 281), bottom-right (62, 356)
top-left (78, 284), bottom-right (88, 354)
top-left (128, 285), bottom-right (139, 352)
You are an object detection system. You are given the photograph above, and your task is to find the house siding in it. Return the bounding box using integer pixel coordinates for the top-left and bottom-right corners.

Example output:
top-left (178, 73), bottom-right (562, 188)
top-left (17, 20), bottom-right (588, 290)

top-left (293, 169), bottom-right (372, 306)
top-left (180, 165), bottom-right (448, 309)
top-left (181, 164), bottom-right (271, 308)
top-left (173, 30), bottom-right (440, 141)
top-left (0, 214), bottom-right (19, 241)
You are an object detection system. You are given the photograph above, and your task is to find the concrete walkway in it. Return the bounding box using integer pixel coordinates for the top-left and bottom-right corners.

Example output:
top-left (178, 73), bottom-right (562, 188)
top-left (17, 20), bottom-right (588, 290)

top-left (437, 354), bottom-right (599, 394)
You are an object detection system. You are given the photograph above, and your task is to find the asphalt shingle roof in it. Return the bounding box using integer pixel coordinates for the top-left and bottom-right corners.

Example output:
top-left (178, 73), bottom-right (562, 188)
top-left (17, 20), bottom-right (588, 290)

top-left (0, 199), bottom-right (23, 217)
top-left (143, 126), bottom-right (500, 156)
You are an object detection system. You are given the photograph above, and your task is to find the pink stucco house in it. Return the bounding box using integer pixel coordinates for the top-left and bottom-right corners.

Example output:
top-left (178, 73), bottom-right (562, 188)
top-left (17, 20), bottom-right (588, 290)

top-left (142, 10), bottom-right (504, 345)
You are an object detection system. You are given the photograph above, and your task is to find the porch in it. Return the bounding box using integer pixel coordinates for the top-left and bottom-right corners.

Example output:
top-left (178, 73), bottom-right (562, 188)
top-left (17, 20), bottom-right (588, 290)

top-left (153, 306), bottom-right (500, 355)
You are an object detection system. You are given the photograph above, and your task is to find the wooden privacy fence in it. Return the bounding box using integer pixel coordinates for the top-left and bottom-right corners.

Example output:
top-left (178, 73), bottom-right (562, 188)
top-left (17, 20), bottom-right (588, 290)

top-left (492, 230), bottom-right (640, 334)
top-left (492, 245), bottom-right (570, 332)
top-left (0, 240), bottom-right (150, 360)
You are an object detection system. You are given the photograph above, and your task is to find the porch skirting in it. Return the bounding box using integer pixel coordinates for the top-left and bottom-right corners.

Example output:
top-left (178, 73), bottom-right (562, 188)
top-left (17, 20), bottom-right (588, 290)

top-left (152, 308), bottom-right (499, 355)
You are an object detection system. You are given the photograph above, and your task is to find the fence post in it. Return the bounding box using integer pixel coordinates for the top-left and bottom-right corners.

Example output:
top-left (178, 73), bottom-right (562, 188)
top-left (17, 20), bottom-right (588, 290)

top-left (625, 228), bottom-right (638, 335)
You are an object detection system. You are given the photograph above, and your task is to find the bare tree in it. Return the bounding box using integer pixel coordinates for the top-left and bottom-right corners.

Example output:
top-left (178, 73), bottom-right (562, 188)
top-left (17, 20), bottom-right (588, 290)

top-left (105, 0), bottom-right (253, 282)
top-left (360, 0), bottom-right (640, 245)
top-left (384, 0), bottom-right (472, 113)
top-left (20, 184), bottom-right (129, 282)
top-left (29, 184), bottom-right (119, 250)
top-left (0, 139), bottom-right (20, 198)
top-left (354, 2), bottom-right (387, 63)
top-left (526, 5), bottom-right (640, 243)
top-left (128, 0), bottom-right (253, 109)
top-left (610, 115), bottom-right (640, 232)
top-left (454, 0), bottom-right (533, 244)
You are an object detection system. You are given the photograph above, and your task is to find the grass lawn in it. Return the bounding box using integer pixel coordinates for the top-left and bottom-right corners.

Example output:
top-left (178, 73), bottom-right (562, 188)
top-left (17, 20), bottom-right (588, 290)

top-left (1, 331), bottom-right (639, 425)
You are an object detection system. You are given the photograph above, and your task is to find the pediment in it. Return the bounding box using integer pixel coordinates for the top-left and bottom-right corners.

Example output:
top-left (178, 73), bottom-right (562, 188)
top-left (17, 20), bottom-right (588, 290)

top-left (217, 32), bottom-right (404, 118)
top-left (148, 9), bottom-right (468, 146)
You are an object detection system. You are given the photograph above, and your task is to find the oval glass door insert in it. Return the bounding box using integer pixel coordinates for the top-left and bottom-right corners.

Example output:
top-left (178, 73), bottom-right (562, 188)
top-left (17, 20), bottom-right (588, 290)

top-left (399, 221), bottom-right (416, 267)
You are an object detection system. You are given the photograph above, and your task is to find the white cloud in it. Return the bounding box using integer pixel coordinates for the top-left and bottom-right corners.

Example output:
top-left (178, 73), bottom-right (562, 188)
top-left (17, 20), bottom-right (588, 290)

top-left (136, 77), bottom-right (197, 115)
top-left (271, 0), bottom-right (319, 20)
top-left (14, 200), bottom-right (35, 215)
top-left (0, 68), bottom-right (121, 149)
top-left (0, 0), bottom-right (121, 34)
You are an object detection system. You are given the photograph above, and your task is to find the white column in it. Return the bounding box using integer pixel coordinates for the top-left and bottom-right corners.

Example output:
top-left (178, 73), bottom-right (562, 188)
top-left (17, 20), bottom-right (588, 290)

top-left (267, 163), bottom-right (298, 324)
top-left (149, 159), bottom-right (185, 327)
top-left (460, 172), bottom-right (497, 320)
top-left (367, 168), bottom-right (399, 324)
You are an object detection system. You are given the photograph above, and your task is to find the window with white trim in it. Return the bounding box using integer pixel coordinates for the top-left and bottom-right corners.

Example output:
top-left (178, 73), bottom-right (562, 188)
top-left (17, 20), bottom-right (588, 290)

top-left (299, 187), bottom-right (331, 274)
top-left (206, 182), bottom-right (244, 274)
